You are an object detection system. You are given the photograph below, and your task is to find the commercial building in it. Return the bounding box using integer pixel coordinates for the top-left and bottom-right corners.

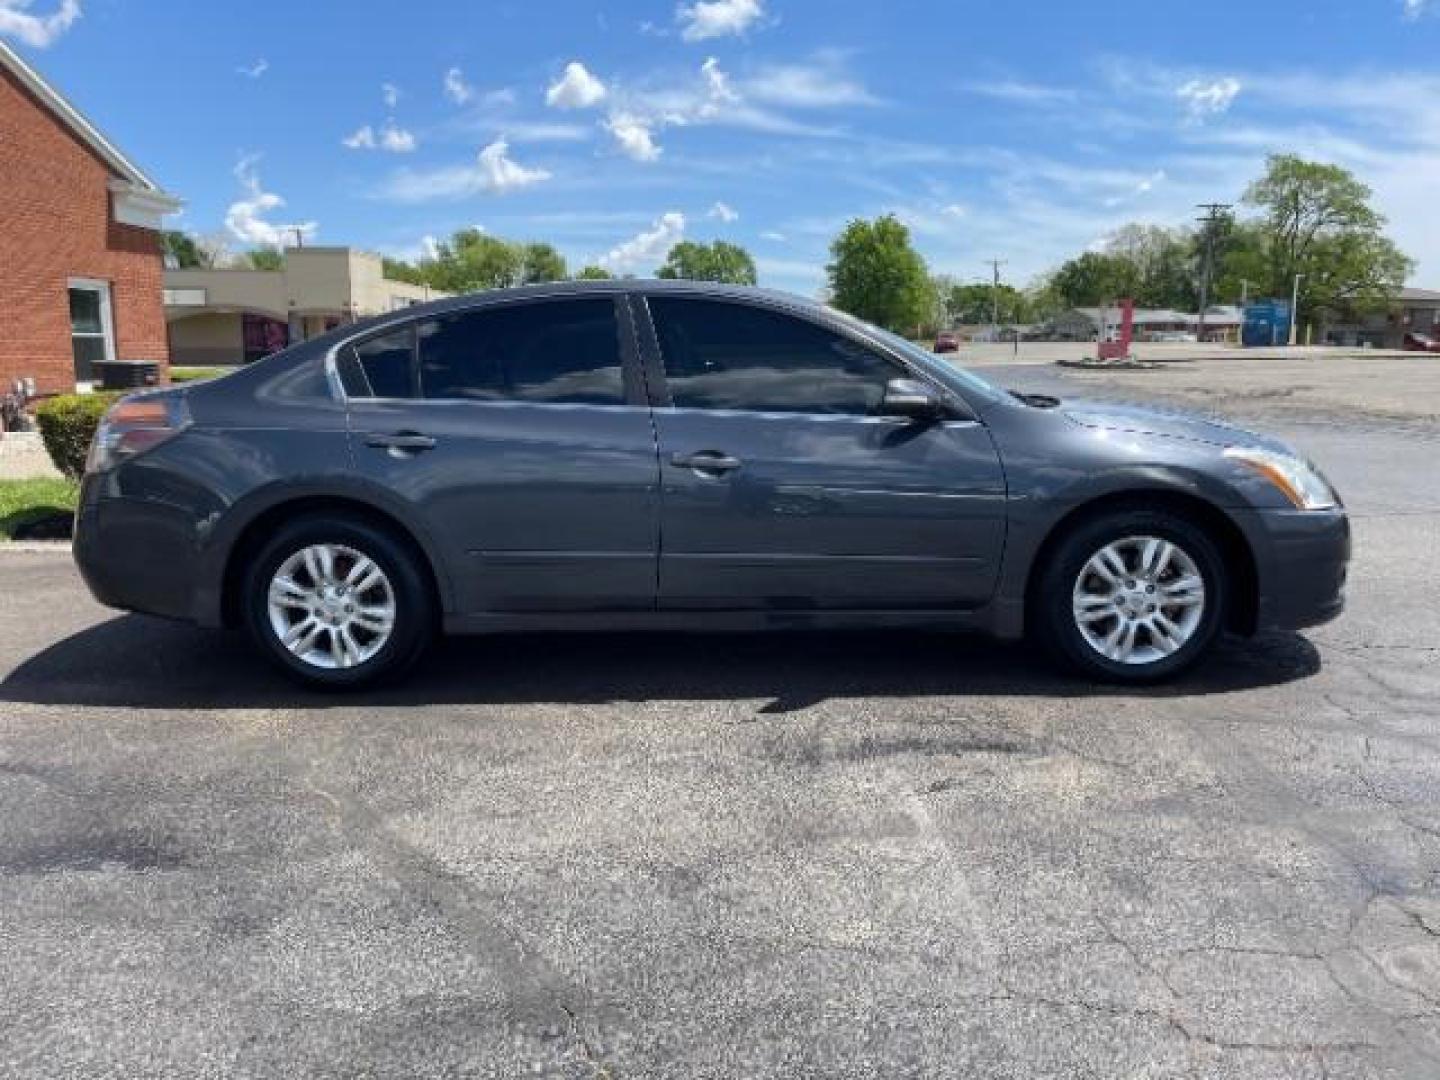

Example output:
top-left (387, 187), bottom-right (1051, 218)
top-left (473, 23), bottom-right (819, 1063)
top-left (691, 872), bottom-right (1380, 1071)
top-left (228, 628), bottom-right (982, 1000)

top-left (1319, 288), bottom-right (1440, 348)
top-left (0, 40), bottom-right (179, 395)
top-left (165, 248), bottom-right (448, 367)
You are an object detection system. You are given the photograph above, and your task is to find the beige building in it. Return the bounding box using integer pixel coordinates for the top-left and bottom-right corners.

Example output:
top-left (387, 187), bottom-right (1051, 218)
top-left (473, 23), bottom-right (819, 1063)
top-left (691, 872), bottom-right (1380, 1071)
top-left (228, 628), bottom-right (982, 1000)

top-left (165, 247), bottom-right (447, 366)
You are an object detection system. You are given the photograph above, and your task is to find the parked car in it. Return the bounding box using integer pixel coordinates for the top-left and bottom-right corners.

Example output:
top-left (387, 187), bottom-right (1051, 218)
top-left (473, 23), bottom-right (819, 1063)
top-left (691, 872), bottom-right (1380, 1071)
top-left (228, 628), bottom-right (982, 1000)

top-left (74, 281), bottom-right (1349, 689)
top-left (933, 330), bottom-right (959, 353)
top-left (1403, 331), bottom-right (1440, 353)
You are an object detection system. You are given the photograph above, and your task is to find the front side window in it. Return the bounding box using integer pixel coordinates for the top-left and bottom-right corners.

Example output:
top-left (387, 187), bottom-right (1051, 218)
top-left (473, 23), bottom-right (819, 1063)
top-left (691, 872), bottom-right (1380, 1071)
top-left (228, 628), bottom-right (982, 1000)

top-left (417, 298), bottom-right (624, 405)
top-left (647, 297), bottom-right (898, 415)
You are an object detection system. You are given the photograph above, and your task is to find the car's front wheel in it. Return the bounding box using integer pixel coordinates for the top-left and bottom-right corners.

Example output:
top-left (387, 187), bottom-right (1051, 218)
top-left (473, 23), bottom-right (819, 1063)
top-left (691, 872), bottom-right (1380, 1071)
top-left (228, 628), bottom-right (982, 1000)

top-left (1035, 509), bottom-right (1227, 683)
top-left (244, 516), bottom-right (434, 689)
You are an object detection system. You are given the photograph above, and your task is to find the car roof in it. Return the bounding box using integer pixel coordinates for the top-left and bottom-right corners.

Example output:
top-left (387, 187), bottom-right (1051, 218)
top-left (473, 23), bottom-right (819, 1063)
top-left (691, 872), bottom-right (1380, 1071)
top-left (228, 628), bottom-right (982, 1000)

top-left (378, 278), bottom-right (830, 323)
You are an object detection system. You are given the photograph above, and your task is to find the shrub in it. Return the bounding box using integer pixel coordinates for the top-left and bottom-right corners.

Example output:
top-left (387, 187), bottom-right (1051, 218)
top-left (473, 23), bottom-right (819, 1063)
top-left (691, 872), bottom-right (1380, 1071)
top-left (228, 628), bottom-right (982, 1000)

top-left (34, 393), bottom-right (118, 480)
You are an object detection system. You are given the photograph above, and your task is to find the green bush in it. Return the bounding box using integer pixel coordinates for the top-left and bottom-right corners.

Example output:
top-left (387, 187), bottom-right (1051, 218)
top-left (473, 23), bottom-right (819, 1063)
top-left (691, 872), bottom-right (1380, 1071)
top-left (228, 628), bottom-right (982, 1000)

top-left (34, 393), bottom-right (118, 480)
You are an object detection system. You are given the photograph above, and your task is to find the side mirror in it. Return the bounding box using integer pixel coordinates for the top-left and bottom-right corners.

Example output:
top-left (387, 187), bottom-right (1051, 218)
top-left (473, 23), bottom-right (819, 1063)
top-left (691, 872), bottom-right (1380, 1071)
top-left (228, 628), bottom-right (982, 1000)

top-left (880, 378), bottom-right (943, 420)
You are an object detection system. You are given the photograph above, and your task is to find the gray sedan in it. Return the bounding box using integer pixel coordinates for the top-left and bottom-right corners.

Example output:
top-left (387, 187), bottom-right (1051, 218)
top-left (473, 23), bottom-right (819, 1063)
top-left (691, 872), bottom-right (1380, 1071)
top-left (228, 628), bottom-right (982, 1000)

top-left (73, 281), bottom-right (1348, 688)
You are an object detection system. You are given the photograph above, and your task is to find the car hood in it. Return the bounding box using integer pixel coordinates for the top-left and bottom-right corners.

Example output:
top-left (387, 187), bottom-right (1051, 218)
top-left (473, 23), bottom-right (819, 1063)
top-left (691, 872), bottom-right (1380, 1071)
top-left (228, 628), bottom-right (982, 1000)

top-left (1061, 399), bottom-right (1291, 453)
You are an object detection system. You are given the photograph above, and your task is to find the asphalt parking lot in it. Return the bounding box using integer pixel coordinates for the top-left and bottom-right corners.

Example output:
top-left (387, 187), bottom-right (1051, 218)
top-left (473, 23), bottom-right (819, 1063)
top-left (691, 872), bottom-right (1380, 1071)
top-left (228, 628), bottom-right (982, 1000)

top-left (2, 354), bottom-right (1438, 1078)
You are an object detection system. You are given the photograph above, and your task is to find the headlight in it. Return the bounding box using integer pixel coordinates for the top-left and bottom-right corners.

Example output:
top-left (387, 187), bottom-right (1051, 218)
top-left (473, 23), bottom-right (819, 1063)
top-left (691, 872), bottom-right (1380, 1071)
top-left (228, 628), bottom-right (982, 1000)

top-left (1224, 447), bottom-right (1337, 510)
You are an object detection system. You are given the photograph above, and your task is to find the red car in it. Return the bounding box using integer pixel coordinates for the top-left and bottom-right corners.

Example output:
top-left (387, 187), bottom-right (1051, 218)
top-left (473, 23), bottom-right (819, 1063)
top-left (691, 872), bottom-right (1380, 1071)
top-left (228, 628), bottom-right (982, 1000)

top-left (1403, 331), bottom-right (1440, 353)
top-left (933, 330), bottom-right (960, 353)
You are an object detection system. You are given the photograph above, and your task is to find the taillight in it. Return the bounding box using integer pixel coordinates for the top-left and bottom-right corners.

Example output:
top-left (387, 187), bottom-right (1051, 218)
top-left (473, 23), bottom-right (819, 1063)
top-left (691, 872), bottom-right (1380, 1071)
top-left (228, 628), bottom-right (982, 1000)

top-left (85, 393), bottom-right (190, 474)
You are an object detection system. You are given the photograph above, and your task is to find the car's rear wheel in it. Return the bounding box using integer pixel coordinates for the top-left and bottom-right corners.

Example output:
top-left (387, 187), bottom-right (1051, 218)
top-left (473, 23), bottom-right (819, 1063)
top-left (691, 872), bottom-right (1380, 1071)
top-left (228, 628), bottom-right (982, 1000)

top-left (244, 516), bottom-right (434, 689)
top-left (1035, 509), bottom-right (1227, 683)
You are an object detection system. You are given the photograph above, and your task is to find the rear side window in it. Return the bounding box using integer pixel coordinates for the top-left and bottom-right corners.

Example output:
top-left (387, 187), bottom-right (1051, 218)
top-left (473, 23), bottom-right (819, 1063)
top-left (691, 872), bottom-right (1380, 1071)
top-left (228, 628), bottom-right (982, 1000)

top-left (647, 297), bottom-right (898, 415)
top-left (417, 298), bottom-right (625, 405)
top-left (347, 328), bottom-right (415, 398)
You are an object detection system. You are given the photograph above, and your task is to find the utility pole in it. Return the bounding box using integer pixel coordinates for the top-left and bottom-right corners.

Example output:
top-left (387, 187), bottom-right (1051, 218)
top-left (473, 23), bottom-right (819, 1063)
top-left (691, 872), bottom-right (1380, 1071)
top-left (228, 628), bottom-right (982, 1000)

top-left (1194, 203), bottom-right (1232, 344)
top-left (290, 226), bottom-right (306, 250)
top-left (985, 259), bottom-right (1007, 342)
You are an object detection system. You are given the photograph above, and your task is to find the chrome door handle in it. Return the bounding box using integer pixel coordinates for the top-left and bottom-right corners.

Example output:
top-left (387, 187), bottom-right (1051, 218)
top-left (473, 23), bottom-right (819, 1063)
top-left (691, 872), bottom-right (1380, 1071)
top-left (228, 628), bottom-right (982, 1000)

top-left (364, 432), bottom-right (436, 452)
top-left (670, 451), bottom-right (742, 474)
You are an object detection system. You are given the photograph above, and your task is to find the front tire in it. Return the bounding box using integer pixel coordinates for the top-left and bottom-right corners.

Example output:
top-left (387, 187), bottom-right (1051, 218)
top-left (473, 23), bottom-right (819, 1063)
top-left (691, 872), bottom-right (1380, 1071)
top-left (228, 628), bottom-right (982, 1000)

top-left (1034, 509), bottom-right (1227, 684)
top-left (243, 516), bottom-right (434, 689)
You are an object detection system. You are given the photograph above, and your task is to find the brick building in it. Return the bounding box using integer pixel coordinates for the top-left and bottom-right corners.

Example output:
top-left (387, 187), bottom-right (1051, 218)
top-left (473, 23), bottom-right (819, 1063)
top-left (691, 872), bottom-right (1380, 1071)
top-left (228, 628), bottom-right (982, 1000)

top-left (1, 40), bottom-right (179, 396)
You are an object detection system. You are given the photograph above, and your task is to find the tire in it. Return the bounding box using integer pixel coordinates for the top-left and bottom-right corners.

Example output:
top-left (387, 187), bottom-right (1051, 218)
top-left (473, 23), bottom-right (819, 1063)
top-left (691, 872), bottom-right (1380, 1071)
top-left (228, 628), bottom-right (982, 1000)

top-left (243, 515), bottom-right (435, 689)
top-left (1033, 508), bottom-right (1227, 684)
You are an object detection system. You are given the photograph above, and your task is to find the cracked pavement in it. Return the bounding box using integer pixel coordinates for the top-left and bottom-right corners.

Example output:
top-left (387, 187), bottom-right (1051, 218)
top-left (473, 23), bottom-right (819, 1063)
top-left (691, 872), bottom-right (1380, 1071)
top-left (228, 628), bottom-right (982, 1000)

top-left (1, 358), bottom-right (1437, 1077)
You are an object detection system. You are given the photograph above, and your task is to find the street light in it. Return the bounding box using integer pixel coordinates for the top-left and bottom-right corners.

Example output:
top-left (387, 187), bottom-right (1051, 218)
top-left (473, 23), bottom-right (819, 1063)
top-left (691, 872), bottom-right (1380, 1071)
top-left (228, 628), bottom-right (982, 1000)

top-left (1288, 273), bottom-right (1305, 347)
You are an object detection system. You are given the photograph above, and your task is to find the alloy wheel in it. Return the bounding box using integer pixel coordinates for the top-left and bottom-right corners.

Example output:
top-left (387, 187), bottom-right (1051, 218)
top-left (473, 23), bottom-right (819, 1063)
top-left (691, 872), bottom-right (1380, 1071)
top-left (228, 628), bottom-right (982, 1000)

top-left (266, 544), bottom-right (396, 670)
top-left (1071, 535), bottom-right (1206, 665)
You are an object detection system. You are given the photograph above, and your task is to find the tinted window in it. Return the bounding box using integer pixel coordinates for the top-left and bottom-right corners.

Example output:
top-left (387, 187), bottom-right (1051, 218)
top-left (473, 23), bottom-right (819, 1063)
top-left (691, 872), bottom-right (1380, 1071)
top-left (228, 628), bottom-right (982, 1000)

top-left (648, 297), bottom-right (898, 414)
top-left (418, 298), bottom-right (625, 405)
top-left (349, 328), bottom-right (415, 398)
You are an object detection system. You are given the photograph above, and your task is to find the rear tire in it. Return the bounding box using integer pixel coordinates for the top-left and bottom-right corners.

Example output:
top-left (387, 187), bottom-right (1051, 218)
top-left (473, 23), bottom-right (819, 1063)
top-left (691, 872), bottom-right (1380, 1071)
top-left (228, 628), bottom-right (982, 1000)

top-left (1034, 508), bottom-right (1227, 684)
top-left (243, 515), bottom-right (434, 689)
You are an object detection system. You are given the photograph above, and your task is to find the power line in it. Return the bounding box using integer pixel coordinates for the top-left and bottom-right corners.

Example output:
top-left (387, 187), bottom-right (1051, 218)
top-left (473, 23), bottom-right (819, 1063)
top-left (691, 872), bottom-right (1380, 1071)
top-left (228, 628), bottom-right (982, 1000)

top-left (1194, 203), bottom-right (1232, 343)
top-left (984, 259), bottom-right (1007, 335)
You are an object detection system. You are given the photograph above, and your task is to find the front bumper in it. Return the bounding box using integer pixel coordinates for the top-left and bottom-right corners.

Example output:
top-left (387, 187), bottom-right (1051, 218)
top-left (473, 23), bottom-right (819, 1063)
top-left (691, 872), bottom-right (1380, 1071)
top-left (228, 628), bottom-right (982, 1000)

top-left (1245, 506), bottom-right (1350, 632)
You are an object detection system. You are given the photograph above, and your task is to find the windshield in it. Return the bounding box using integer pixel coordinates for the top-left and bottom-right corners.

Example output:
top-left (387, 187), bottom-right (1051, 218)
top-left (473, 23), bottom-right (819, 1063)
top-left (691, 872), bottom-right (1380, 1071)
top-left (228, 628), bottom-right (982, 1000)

top-left (866, 324), bottom-right (1008, 404)
top-left (820, 304), bottom-right (1007, 404)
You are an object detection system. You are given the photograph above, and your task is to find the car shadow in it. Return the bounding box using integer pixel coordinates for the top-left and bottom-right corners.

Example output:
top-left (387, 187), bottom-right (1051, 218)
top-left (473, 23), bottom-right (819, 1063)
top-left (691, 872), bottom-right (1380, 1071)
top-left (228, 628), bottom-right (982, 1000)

top-left (0, 613), bottom-right (1322, 713)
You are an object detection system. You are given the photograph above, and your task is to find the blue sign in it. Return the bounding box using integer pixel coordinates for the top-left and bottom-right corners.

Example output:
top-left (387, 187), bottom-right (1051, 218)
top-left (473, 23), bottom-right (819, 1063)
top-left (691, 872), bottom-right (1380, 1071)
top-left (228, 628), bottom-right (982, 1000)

top-left (1242, 301), bottom-right (1292, 347)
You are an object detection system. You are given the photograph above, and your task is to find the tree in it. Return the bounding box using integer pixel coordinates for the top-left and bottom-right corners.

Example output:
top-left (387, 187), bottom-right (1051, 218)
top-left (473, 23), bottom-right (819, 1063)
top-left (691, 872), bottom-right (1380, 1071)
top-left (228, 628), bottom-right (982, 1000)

top-left (1240, 155), bottom-right (1412, 323)
top-left (163, 230), bottom-right (205, 269)
top-left (418, 228), bottom-right (523, 293)
top-left (574, 264), bottom-right (613, 280)
top-left (939, 280), bottom-right (1033, 325)
top-left (826, 215), bottom-right (931, 332)
top-left (382, 256), bottom-right (425, 285)
top-left (243, 246), bottom-right (284, 271)
top-left (656, 240), bottom-right (757, 285)
top-left (519, 242), bottom-right (567, 284)
top-left (1049, 251), bottom-right (1142, 308)
top-left (1103, 224), bottom-right (1198, 310)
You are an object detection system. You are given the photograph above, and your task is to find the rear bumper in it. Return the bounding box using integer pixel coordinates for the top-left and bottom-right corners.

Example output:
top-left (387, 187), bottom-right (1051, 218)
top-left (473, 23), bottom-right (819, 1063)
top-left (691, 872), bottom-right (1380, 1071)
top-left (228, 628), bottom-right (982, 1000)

top-left (73, 481), bottom-right (202, 623)
top-left (1245, 507), bottom-right (1350, 632)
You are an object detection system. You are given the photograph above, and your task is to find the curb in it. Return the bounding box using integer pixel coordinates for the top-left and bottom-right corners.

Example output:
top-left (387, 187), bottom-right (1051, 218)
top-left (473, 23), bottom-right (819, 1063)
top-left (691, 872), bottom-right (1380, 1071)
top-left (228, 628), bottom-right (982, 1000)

top-left (0, 541), bottom-right (72, 554)
top-left (1057, 359), bottom-right (1162, 371)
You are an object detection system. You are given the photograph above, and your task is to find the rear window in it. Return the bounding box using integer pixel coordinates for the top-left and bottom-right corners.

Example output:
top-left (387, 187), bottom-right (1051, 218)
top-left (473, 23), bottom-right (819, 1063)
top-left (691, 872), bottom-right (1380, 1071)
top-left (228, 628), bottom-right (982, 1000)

top-left (342, 327), bottom-right (415, 398)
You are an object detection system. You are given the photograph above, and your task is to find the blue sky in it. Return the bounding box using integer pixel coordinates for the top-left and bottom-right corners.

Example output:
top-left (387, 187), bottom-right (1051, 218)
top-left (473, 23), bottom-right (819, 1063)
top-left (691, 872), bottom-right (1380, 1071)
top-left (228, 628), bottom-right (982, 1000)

top-left (5, 0), bottom-right (1439, 294)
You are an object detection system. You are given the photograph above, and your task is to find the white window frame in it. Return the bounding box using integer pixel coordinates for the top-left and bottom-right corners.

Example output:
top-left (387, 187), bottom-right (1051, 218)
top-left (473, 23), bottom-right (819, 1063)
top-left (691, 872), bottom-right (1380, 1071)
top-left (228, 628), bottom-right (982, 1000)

top-left (67, 277), bottom-right (118, 393)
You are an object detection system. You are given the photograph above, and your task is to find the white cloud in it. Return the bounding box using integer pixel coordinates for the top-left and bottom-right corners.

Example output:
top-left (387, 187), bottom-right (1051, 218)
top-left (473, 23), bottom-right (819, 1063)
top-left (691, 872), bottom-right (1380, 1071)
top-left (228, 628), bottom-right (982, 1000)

top-left (237, 58), bottom-right (269, 79)
top-left (383, 139), bottom-right (552, 202)
top-left (380, 124), bottom-right (416, 152)
top-left (343, 125), bottom-right (377, 150)
top-left (474, 138), bottom-right (551, 191)
top-left (698, 56), bottom-right (739, 117)
top-left (602, 211), bottom-right (686, 271)
top-left (382, 82), bottom-right (401, 110)
top-left (1101, 168), bottom-right (1166, 207)
top-left (605, 112), bottom-right (662, 161)
top-left (497, 120), bottom-right (592, 143)
top-left (941, 203), bottom-right (968, 218)
top-left (444, 67), bottom-right (473, 105)
top-left (708, 200), bottom-right (739, 222)
top-left (959, 80), bottom-right (1076, 105)
top-left (1403, 0), bottom-right (1429, 19)
top-left (0, 0), bottom-right (79, 48)
top-left (344, 123), bottom-right (417, 153)
top-left (546, 62), bottom-right (608, 109)
top-left (677, 0), bottom-right (763, 41)
top-left (760, 230), bottom-right (787, 242)
top-left (224, 156), bottom-right (316, 246)
top-left (1177, 77), bottom-right (1241, 121)
top-left (744, 59), bottom-right (878, 108)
